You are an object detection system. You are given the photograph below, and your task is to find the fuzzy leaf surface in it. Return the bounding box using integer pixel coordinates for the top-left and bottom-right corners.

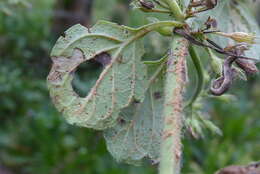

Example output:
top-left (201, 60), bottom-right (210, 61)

top-left (47, 21), bottom-right (148, 130)
top-left (104, 64), bottom-right (165, 165)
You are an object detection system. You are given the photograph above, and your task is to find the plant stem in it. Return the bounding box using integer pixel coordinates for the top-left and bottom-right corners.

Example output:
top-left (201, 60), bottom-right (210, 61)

top-left (161, 0), bottom-right (185, 20)
top-left (159, 36), bottom-right (189, 174)
top-left (185, 46), bottom-right (205, 108)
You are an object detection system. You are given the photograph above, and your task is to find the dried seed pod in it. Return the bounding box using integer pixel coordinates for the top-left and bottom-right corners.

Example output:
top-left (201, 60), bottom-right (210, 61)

top-left (215, 161), bottom-right (260, 174)
top-left (210, 56), bottom-right (237, 96)
top-left (224, 43), bottom-right (259, 74)
top-left (205, 0), bottom-right (218, 9)
top-left (139, 0), bottom-right (155, 9)
top-left (215, 165), bottom-right (247, 174)
top-left (235, 58), bottom-right (259, 74)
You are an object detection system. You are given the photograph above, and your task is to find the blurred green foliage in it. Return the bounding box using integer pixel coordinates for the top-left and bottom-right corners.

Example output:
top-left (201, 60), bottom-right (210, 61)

top-left (0, 0), bottom-right (259, 174)
top-left (0, 0), bottom-right (31, 16)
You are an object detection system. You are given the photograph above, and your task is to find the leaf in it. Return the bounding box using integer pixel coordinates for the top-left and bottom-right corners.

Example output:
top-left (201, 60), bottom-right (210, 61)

top-left (47, 21), bottom-right (148, 130)
top-left (104, 63), bottom-right (165, 165)
top-left (178, 0), bottom-right (190, 10)
top-left (47, 20), bottom-right (182, 130)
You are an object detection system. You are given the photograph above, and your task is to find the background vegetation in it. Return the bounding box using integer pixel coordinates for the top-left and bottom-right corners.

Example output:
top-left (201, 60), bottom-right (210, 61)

top-left (0, 0), bottom-right (259, 174)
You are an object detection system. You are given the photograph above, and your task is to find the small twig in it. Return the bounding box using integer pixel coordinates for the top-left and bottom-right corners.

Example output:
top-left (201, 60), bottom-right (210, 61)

top-left (203, 30), bottom-right (220, 34)
top-left (174, 28), bottom-right (259, 62)
top-left (139, 7), bottom-right (172, 13)
top-left (205, 38), bottom-right (222, 50)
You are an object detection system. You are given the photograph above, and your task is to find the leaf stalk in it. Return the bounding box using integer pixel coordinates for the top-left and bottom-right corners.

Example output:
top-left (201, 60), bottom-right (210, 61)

top-left (185, 46), bottom-right (205, 108)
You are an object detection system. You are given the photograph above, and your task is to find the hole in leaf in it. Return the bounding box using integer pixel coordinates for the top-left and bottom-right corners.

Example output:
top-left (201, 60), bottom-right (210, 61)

top-left (72, 52), bottom-right (111, 97)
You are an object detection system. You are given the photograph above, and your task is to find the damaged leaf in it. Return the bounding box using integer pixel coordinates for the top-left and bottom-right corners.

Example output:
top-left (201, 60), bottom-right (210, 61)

top-left (47, 21), bottom-right (148, 130)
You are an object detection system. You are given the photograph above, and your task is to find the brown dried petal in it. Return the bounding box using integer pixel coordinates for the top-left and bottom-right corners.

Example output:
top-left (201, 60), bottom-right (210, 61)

top-left (205, 16), bottom-right (218, 29)
top-left (205, 0), bottom-right (218, 9)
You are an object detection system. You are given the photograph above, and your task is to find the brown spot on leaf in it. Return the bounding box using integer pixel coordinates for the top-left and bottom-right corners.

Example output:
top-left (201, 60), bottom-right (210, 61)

top-left (118, 118), bottom-right (126, 125)
top-left (153, 92), bottom-right (162, 99)
top-left (47, 71), bottom-right (62, 82)
top-left (93, 52), bottom-right (111, 67)
top-left (117, 56), bottom-right (123, 63)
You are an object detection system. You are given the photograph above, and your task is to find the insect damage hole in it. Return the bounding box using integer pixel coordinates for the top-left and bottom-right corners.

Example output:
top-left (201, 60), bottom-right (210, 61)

top-left (72, 52), bottom-right (112, 97)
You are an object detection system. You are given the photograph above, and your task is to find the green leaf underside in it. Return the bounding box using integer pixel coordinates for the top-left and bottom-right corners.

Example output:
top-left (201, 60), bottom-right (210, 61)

top-left (47, 21), bottom-right (148, 130)
top-left (104, 64), bottom-right (165, 165)
top-left (188, 0), bottom-right (260, 59)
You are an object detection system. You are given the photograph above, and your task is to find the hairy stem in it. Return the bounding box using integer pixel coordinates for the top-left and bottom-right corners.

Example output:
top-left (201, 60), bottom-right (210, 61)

top-left (159, 36), bottom-right (189, 174)
top-left (161, 0), bottom-right (185, 20)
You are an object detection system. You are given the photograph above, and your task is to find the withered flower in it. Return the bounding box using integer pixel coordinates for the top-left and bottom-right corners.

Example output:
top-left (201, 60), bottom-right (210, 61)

top-left (204, 17), bottom-right (218, 29)
top-left (216, 32), bottom-right (258, 44)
